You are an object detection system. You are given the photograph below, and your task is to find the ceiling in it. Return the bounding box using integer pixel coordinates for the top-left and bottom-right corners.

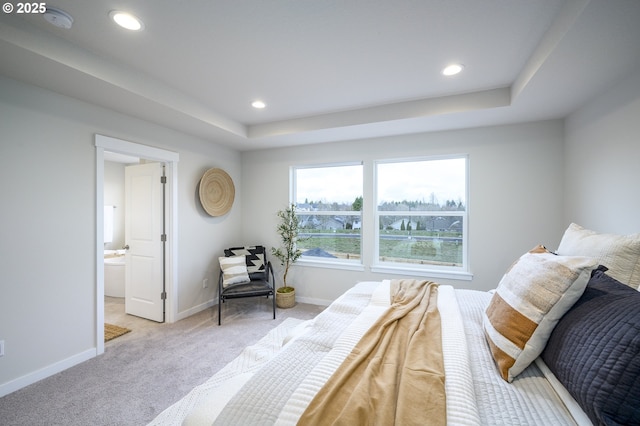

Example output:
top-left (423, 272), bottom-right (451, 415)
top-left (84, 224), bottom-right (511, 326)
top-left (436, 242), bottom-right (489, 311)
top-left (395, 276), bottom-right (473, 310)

top-left (1, 0), bottom-right (639, 151)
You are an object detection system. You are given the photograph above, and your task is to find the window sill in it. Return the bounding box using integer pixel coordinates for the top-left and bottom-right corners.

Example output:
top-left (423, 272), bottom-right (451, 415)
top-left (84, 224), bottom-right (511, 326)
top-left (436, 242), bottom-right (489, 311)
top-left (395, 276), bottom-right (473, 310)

top-left (296, 258), bottom-right (365, 272)
top-left (370, 265), bottom-right (473, 281)
top-left (295, 258), bottom-right (472, 281)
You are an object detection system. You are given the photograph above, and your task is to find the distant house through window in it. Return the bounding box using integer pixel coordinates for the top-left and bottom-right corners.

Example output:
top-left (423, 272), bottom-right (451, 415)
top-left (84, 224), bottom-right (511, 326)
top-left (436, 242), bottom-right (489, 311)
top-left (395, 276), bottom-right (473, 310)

top-left (375, 156), bottom-right (468, 274)
top-left (291, 156), bottom-right (469, 279)
top-left (293, 163), bottom-right (363, 263)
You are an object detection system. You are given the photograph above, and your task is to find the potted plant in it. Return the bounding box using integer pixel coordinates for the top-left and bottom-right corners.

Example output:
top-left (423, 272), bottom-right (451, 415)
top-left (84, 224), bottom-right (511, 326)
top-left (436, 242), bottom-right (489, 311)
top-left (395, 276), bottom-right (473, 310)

top-left (272, 203), bottom-right (303, 308)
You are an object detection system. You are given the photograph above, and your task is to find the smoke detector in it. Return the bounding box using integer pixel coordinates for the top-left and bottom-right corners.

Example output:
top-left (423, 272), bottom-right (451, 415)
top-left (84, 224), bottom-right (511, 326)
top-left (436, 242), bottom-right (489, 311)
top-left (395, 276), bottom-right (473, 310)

top-left (43, 7), bottom-right (74, 29)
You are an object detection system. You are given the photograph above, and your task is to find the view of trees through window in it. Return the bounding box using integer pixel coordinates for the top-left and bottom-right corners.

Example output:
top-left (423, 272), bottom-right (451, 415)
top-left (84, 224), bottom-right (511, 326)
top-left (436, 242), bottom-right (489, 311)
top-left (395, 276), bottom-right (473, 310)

top-left (292, 156), bottom-right (467, 270)
top-left (376, 157), bottom-right (467, 268)
top-left (294, 164), bottom-right (363, 261)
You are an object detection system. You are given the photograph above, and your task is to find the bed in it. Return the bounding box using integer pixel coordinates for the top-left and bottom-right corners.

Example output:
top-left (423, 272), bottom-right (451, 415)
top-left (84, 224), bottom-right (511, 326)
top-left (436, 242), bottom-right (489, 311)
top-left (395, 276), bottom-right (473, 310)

top-left (150, 223), bottom-right (640, 425)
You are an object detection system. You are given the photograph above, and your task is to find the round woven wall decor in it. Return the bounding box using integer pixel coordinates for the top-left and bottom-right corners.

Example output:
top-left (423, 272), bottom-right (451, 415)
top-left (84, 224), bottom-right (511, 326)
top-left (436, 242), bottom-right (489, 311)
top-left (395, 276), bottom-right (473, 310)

top-left (198, 168), bottom-right (235, 216)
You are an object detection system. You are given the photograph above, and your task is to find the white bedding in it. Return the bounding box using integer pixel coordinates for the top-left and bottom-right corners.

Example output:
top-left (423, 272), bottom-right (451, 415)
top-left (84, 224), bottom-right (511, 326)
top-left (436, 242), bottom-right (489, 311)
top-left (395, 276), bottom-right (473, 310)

top-left (456, 289), bottom-right (587, 426)
top-left (149, 317), bottom-right (307, 426)
top-left (150, 281), bottom-right (587, 425)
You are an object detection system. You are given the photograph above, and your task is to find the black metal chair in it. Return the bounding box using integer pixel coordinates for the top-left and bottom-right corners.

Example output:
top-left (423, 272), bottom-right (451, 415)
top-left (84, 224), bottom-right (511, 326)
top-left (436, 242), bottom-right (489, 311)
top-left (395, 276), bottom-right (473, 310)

top-left (218, 245), bottom-right (276, 325)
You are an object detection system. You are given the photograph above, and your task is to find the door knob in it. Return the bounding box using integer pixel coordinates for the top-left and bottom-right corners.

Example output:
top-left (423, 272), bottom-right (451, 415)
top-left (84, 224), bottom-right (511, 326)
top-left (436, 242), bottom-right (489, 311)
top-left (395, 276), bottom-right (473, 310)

top-left (123, 245), bottom-right (130, 250)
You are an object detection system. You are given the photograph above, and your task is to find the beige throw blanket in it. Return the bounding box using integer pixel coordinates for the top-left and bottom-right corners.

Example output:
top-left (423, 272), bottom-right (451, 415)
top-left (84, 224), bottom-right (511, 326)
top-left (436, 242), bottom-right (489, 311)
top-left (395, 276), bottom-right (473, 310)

top-left (298, 279), bottom-right (446, 426)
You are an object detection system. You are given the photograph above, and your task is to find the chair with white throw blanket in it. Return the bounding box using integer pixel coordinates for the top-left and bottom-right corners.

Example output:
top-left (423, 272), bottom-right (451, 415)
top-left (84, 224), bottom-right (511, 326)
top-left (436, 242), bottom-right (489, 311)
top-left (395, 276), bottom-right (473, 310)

top-left (218, 245), bottom-right (276, 325)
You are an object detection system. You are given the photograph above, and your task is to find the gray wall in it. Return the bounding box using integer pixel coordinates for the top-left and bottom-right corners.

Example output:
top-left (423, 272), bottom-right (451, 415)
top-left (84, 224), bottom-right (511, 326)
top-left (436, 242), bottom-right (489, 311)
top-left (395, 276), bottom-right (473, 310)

top-left (241, 120), bottom-right (567, 303)
top-left (104, 161), bottom-right (126, 251)
top-left (240, 69), bottom-right (640, 306)
top-left (1, 65), bottom-right (639, 397)
top-left (0, 75), bottom-right (242, 395)
top-left (564, 69), bottom-right (640, 235)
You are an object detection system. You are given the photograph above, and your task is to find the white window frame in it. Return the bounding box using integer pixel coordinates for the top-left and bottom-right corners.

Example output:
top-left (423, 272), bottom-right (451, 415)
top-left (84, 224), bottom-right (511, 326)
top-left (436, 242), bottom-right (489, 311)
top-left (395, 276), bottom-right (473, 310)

top-left (291, 162), bottom-right (365, 271)
top-left (371, 155), bottom-right (471, 281)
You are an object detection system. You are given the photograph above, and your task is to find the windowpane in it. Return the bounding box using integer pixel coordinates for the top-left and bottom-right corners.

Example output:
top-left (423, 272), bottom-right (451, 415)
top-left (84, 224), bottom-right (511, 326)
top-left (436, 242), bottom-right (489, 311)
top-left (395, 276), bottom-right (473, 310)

top-left (298, 214), bottom-right (361, 260)
top-left (377, 158), bottom-right (466, 210)
top-left (378, 215), bottom-right (463, 266)
top-left (295, 165), bottom-right (363, 209)
top-left (376, 157), bottom-right (467, 270)
top-left (291, 157), bottom-right (468, 274)
top-left (294, 164), bottom-right (363, 262)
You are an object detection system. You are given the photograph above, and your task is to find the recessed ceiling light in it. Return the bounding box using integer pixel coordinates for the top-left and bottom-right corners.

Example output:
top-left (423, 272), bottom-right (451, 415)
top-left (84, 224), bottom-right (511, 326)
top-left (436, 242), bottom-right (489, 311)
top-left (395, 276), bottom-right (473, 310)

top-left (251, 100), bottom-right (266, 109)
top-left (109, 11), bottom-right (144, 31)
top-left (442, 64), bottom-right (464, 76)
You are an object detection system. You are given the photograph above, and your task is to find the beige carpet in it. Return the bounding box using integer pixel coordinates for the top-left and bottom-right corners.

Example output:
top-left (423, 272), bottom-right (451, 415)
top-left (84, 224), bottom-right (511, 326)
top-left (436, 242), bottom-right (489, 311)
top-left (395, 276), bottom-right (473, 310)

top-left (0, 297), bottom-right (325, 426)
top-left (104, 323), bottom-right (131, 342)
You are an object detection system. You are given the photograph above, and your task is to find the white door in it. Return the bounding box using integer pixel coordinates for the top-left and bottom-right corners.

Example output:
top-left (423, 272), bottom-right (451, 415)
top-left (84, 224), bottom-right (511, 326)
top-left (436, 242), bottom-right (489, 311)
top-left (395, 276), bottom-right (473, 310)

top-left (125, 162), bottom-right (165, 322)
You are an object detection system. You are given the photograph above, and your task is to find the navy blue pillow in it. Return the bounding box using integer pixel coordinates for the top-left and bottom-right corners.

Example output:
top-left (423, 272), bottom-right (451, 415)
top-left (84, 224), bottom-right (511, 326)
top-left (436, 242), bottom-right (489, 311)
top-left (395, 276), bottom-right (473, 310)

top-left (541, 269), bottom-right (640, 425)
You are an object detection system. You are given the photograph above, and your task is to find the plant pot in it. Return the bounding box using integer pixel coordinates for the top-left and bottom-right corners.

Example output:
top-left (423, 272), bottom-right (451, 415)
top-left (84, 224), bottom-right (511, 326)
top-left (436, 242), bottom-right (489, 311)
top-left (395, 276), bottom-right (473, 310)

top-left (276, 287), bottom-right (295, 309)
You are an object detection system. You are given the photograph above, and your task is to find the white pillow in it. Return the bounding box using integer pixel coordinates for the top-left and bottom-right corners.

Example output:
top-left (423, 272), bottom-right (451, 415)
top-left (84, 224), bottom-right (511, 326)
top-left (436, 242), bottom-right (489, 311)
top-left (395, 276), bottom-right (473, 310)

top-left (219, 256), bottom-right (250, 288)
top-left (557, 223), bottom-right (640, 289)
top-left (483, 246), bottom-right (598, 382)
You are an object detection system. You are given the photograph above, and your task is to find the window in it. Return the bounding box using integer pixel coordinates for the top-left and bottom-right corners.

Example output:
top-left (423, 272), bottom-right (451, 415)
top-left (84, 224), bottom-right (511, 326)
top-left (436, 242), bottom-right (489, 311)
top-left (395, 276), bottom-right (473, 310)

top-left (375, 156), bottom-right (468, 274)
top-left (293, 163), bottom-right (363, 263)
top-left (291, 156), bottom-right (469, 279)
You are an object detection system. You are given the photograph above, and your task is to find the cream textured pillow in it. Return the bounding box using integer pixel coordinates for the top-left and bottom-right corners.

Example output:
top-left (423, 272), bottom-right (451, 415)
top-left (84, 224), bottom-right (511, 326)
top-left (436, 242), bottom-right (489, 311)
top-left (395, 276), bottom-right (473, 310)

top-left (219, 256), bottom-right (250, 288)
top-left (483, 246), bottom-right (598, 382)
top-left (556, 223), bottom-right (640, 289)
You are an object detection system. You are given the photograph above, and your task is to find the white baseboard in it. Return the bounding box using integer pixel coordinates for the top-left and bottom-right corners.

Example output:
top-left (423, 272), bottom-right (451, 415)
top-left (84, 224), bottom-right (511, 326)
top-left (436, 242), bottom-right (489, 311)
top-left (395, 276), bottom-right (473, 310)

top-left (0, 348), bottom-right (96, 398)
top-left (175, 297), bottom-right (328, 322)
top-left (176, 299), bottom-right (215, 321)
top-left (296, 296), bottom-right (332, 307)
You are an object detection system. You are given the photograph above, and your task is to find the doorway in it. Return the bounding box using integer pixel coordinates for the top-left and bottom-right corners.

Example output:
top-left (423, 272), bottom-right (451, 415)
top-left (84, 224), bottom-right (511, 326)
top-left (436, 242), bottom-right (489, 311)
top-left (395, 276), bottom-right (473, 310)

top-left (104, 160), bottom-right (165, 323)
top-left (95, 134), bottom-right (179, 355)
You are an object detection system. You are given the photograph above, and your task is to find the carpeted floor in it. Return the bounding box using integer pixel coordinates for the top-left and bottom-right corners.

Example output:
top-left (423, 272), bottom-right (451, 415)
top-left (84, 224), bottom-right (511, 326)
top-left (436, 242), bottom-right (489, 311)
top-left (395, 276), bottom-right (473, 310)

top-left (0, 296), bottom-right (325, 426)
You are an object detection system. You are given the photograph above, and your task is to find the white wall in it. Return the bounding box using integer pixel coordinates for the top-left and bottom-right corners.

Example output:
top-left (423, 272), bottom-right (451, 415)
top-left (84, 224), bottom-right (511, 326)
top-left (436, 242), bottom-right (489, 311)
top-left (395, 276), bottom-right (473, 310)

top-left (0, 76), bottom-right (241, 396)
top-left (564, 69), bottom-right (640, 235)
top-left (104, 161), bottom-right (126, 250)
top-left (3, 65), bottom-right (638, 398)
top-left (175, 148), bottom-right (243, 316)
top-left (241, 120), bottom-right (567, 303)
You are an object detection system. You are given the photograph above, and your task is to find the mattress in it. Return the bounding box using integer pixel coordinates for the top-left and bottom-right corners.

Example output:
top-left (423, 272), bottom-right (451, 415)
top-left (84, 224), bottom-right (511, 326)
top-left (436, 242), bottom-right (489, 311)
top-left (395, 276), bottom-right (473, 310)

top-left (149, 281), bottom-right (587, 425)
top-left (456, 289), bottom-right (583, 425)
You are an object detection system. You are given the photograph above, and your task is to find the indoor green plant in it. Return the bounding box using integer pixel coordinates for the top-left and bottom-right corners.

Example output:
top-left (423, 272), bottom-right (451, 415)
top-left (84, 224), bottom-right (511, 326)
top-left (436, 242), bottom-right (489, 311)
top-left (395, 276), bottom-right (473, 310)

top-left (272, 203), bottom-right (303, 308)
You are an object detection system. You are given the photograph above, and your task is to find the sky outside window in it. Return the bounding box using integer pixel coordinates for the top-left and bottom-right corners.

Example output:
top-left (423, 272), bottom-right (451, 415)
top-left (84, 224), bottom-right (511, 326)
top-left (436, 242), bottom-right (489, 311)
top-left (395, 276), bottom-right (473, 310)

top-left (377, 158), bottom-right (466, 207)
top-left (295, 164), bottom-right (363, 206)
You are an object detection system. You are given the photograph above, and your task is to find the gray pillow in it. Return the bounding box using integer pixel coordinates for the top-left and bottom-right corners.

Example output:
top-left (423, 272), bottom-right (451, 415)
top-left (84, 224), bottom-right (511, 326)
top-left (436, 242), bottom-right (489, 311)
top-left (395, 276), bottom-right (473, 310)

top-left (541, 268), bottom-right (640, 425)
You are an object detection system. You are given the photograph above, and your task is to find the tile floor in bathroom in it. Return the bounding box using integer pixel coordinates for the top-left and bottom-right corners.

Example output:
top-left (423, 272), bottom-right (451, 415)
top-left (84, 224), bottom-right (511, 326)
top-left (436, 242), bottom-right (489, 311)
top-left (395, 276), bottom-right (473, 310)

top-left (104, 296), bottom-right (165, 341)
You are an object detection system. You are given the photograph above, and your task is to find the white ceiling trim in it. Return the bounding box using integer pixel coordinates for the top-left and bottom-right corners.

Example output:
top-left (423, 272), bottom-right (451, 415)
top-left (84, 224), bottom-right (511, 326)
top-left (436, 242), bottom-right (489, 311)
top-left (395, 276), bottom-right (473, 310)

top-left (0, 20), bottom-right (246, 137)
top-left (0, 8), bottom-right (564, 143)
top-left (248, 87), bottom-right (511, 138)
top-left (512, 0), bottom-right (590, 101)
top-left (2, 0), bottom-right (639, 151)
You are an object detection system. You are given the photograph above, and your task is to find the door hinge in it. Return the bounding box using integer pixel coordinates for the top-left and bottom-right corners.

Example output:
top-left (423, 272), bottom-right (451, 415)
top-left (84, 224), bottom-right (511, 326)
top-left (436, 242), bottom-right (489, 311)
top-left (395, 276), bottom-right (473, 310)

top-left (161, 291), bottom-right (167, 300)
top-left (161, 234), bottom-right (167, 242)
top-left (160, 176), bottom-right (167, 184)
